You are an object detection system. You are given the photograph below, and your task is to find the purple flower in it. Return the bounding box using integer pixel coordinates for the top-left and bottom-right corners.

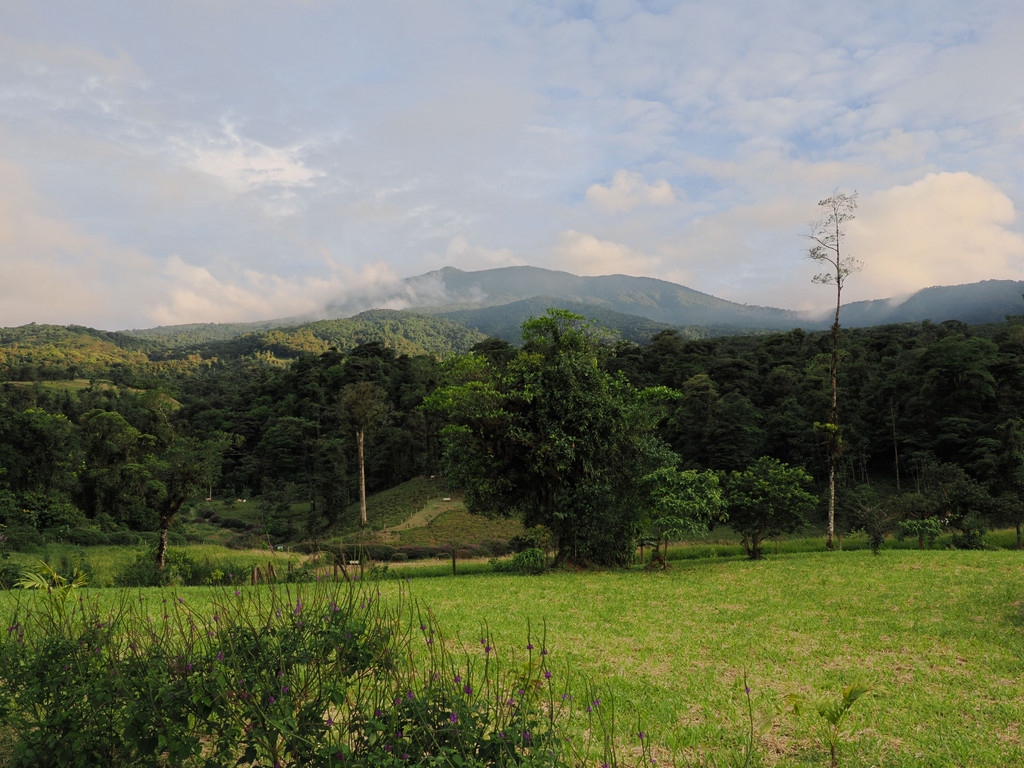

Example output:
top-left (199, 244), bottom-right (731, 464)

top-left (464, 683), bottom-right (472, 695)
top-left (526, 643), bottom-right (534, 650)
top-left (326, 717), bottom-right (334, 727)
top-left (454, 675), bottom-right (461, 684)
top-left (638, 731), bottom-right (645, 741)
top-left (544, 670), bottom-right (552, 680)
top-left (449, 712), bottom-right (458, 724)
top-left (268, 696), bottom-right (276, 704)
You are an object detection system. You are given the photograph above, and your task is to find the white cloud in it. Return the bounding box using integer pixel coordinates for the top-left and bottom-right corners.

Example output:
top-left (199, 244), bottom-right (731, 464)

top-left (585, 169), bottom-right (675, 212)
top-left (179, 121), bottom-right (322, 196)
top-left (847, 172), bottom-right (1024, 300)
top-left (152, 257), bottom-right (405, 326)
top-left (551, 230), bottom-right (661, 276)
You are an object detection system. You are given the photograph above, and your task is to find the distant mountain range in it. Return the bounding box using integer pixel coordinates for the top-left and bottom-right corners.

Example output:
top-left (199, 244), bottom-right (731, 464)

top-left (332, 266), bottom-right (1024, 343)
top-left (4, 268), bottom-right (1024, 369)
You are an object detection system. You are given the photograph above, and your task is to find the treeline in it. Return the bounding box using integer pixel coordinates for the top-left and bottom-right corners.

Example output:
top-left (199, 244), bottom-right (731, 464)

top-left (2, 314), bottom-right (1023, 551)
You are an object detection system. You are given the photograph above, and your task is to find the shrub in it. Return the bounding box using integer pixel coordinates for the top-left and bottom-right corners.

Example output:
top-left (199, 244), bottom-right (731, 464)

top-left (1, 524), bottom-right (44, 552)
top-left (105, 530), bottom-right (141, 546)
top-left (509, 526), bottom-right (555, 553)
top-left (391, 552), bottom-right (409, 562)
top-left (398, 545), bottom-right (431, 560)
top-left (482, 539), bottom-right (512, 557)
top-left (62, 527), bottom-right (108, 547)
top-left (491, 547), bottom-right (546, 575)
top-left (0, 580), bottom-right (636, 768)
top-left (112, 548), bottom-right (217, 587)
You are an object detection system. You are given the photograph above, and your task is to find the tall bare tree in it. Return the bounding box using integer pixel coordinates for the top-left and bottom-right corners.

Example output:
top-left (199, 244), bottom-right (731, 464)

top-left (808, 191), bottom-right (862, 551)
top-left (341, 381), bottom-right (390, 527)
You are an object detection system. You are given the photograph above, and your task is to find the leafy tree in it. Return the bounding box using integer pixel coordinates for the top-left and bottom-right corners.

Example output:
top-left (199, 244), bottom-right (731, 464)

top-left (723, 456), bottom-right (818, 559)
top-left (426, 309), bottom-right (679, 566)
top-left (144, 436), bottom-right (208, 570)
top-left (807, 191), bottom-right (862, 551)
top-left (642, 467), bottom-right (724, 566)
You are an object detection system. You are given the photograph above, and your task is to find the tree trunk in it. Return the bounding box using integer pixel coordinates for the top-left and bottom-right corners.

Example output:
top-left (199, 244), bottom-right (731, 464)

top-left (357, 429), bottom-right (367, 527)
top-left (156, 525), bottom-right (169, 570)
top-left (889, 400), bottom-right (901, 493)
top-left (826, 462), bottom-right (836, 551)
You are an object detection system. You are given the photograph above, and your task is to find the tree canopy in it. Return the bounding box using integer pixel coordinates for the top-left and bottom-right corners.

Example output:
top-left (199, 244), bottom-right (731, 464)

top-left (426, 310), bottom-right (680, 566)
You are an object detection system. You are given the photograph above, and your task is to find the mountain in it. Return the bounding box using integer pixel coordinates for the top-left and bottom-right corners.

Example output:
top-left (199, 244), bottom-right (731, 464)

top-left (401, 266), bottom-right (804, 329)
top-left (395, 267), bottom-right (1024, 334)
top-left (840, 280), bottom-right (1024, 327)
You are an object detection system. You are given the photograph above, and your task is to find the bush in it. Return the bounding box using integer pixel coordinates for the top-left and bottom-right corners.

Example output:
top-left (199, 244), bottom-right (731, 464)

top-left (106, 530), bottom-right (141, 546)
top-left (113, 548), bottom-right (219, 587)
top-left (509, 526), bottom-right (554, 553)
top-left (397, 545), bottom-right (431, 560)
top-left (391, 552), bottom-right (409, 562)
top-left (491, 547), bottom-right (546, 575)
top-left (1, 524), bottom-right (44, 552)
top-left (0, 580), bottom-right (634, 768)
top-left (482, 539), bottom-right (512, 557)
top-left (62, 527), bottom-right (108, 547)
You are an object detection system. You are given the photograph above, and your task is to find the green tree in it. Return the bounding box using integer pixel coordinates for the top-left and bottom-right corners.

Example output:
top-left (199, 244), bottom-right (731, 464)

top-left (723, 456), bottom-right (818, 559)
top-left (426, 309), bottom-right (679, 566)
top-left (642, 467), bottom-right (724, 566)
top-left (808, 191), bottom-right (862, 551)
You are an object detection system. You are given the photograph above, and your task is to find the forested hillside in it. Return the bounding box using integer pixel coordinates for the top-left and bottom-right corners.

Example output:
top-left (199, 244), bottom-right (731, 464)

top-left (2, 312), bottom-right (1023, 554)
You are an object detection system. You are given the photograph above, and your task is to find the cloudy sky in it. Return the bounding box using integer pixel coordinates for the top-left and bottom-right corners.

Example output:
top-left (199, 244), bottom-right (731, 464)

top-left (3, 0), bottom-right (1024, 330)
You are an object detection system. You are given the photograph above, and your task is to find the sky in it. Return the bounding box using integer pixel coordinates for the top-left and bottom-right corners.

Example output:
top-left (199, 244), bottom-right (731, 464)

top-left (2, 0), bottom-right (1024, 331)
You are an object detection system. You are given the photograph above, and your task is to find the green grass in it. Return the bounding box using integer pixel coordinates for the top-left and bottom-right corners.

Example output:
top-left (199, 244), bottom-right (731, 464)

top-left (388, 550), bottom-right (1024, 767)
top-left (2, 549), bottom-right (1022, 765)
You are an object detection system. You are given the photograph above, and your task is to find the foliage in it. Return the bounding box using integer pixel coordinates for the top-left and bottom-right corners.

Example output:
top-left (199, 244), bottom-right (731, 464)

top-left (426, 310), bottom-right (679, 566)
top-left (722, 457), bottom-right (818, 559)
top-left (0, 580), bottom-right (641, 768)
top-left (786, 679), bottom-right (875, 768)
top-left (491, 547), bottom-right (547, 575)
top-left (642, 467), bottom-right (724, 566)
top-left (13, 560), bottom-right (88, 593)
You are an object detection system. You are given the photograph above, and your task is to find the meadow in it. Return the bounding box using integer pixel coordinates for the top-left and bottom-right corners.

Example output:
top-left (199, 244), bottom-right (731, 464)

top-left (2, 548), bottom-right (1021, 767)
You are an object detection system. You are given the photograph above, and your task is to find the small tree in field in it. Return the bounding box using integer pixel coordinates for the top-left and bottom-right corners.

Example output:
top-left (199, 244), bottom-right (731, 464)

top-left (808, 191), bottom-right (862, 551)
top-left (723, 456), bottom-right (818, 559)
top-left (643, 467), bottom-right (724, 567)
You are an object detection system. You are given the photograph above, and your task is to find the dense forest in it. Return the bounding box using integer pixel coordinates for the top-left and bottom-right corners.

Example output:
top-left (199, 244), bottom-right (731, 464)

top-left (2, 310), bottom-right (1023, 556)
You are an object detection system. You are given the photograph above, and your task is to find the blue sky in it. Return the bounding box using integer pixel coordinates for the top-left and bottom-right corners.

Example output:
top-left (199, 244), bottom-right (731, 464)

top-left (2, 0), bottom-right (1024, 330)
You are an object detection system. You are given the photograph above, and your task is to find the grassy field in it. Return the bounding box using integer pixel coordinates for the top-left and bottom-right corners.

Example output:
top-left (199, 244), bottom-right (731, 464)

top-left (3, 549), bottom-right (1019, 766)
top-left (388, 550), bottom-right (1024, 767)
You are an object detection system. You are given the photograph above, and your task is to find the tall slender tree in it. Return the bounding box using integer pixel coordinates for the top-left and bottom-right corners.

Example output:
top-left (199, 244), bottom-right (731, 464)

top-left (341, 381), bottom-right (390, 527)
top-left (808, 191), bottom-right (862, 551)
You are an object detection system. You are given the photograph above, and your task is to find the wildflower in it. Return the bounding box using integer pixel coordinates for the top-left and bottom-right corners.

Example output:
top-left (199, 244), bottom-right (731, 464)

top-left (526, 643), bottom-right (533, 650)
top-left (638, 731), bottom-right (644, 741)
top-left (449, 712), bottom-right (458, 724)
top-left (544, 670), bottom-right (552, 680)
top-left (464, 683), bottom-right (472, 695)
top-left (217, 652), bottom-right (223, 661)
top-left (326, 717), bottom-right (334, 727)
top-left (269, 696), bottom-right (276, 704)
top-left (454, 674), bottom-right (462, 683)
